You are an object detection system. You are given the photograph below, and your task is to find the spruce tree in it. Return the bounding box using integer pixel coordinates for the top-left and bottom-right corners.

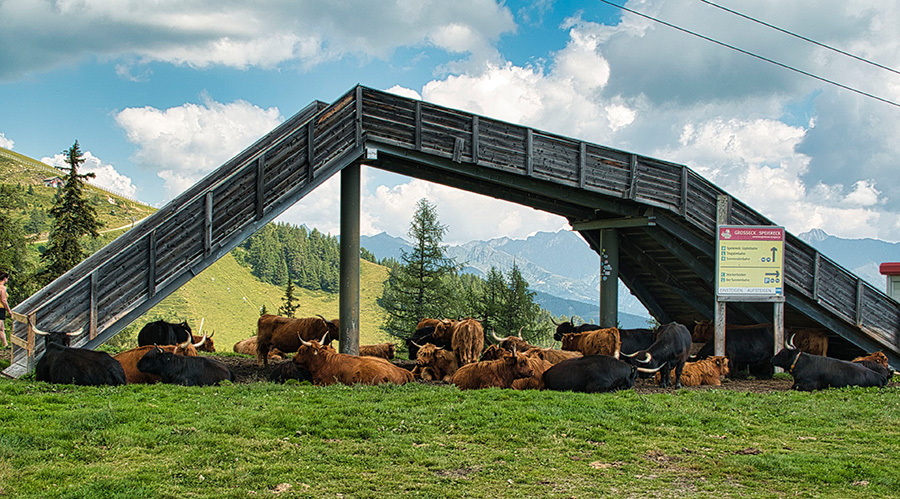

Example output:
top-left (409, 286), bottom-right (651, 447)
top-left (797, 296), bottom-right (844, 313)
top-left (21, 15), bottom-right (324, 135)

top-left (381, 198), bottom-right (459, 339)
top-left (278, 280), bottom-right (299, 318)
top-left (39, 141), bottom-right (102, 285)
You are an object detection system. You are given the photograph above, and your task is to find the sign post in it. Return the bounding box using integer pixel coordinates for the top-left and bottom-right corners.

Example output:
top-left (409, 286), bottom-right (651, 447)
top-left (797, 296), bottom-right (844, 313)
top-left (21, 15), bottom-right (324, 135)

top-left (715, 224), bottom-right (786, 368)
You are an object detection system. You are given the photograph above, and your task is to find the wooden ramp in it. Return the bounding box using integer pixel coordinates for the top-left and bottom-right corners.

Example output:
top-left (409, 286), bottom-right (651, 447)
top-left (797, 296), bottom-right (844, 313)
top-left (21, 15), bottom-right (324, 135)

top-left (5, 86), bottom-right (899, 377)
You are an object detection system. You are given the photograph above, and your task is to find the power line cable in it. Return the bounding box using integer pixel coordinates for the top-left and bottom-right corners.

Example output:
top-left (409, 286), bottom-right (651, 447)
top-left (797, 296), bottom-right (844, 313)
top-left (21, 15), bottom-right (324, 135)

top-left (698, 0), bottom-right (900, 77)
top-left (597, 0), bottom-right (900, 109)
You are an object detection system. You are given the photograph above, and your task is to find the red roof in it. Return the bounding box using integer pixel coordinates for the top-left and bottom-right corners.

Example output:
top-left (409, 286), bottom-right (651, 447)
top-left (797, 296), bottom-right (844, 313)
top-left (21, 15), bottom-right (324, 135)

top-left (879, 262), bottom-right (900, 275)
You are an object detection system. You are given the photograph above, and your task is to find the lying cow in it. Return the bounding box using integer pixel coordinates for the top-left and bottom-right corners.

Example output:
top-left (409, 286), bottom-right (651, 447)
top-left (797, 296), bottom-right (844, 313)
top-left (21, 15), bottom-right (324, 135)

top-left (852, 351), bottom-right (889, 367)
top-left (851, 352), bottom-right (893, 381)
top-left (136, 345), bottom-right (235, 386)
top-left (773, 337), bottom-right (889, 391)
top-left (560, 328), bottom-right (621, 358)
top-left (359, 342), bottom-right (396, 360)
top-left (269, 361), bottom-right (313, 384)
top-left (490, 327), bottom-right (538, 352)
top-left (293, 336), bottom-right (413, 386)
top-left (406, 325), bottom-right (449, 360)
top-left (414, 342), bottom-right (459, 382)
top-left (256, 314), bottom-right (339, 366)
top-left (480, 345), bottom-right (552, 390)
top-left (655, 356), bottom-right (729, 387)
top-left (191, 331), bottom-right (216, 352)
top-left (234, 336), bottom-right (285, 362)
top-left (451, 349), bottom-right (534, 390)
top-left (523, 347), bottom-right (582, 365)
top-left (543, 355), bottom-right (641, 393)
top-left (35, 330), bottom-right (126, 386)
top-left (115, 340), bottom-right (200, 384)
top-left (622, 322), bottom-right (691, 388)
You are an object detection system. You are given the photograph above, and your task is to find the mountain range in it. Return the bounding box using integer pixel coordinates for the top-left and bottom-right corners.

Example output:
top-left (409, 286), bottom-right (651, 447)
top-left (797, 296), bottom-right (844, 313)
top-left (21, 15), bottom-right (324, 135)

top-left (362, 228), bottom-right (899, 329)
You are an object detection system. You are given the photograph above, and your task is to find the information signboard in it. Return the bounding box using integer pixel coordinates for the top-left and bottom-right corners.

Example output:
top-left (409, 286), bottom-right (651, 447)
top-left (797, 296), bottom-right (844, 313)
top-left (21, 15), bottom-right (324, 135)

top-left (716, 225), bottom-right (785, 300)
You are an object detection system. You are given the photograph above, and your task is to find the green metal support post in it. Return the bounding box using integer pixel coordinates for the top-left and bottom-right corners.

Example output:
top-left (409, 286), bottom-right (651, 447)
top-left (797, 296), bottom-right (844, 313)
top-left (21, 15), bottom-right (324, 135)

top-left (339, 162), bottom-right (361, 355)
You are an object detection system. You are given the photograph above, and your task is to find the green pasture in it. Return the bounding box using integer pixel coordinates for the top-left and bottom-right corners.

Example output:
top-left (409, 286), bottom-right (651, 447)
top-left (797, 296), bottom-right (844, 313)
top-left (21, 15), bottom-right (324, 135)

top-left (0, 376), bottom-right (897, 498)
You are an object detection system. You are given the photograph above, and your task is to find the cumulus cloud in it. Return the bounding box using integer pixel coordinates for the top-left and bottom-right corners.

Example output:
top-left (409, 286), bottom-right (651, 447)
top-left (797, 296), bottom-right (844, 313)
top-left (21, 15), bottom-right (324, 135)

top-left (41, 150), bottom-right (137, 199)
top-left (0, 0), bottom-right (515, 80)
top-left (412, 1), bottom-right (900, 241)
top-left (0, 132), bottom-right (13, 149)
top-left (115, 96), bottom-right (282, 198)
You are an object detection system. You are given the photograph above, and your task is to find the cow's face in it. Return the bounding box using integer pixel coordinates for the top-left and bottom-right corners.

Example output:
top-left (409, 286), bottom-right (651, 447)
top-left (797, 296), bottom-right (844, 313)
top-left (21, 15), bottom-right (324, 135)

top-left (553, 322), bottom-right (576, 341)
top-left (500, 336), bottom-right (531, 352)
top-left (416, 344), bottom-right (441, 366)
top-left (507, 351), bottom-right (535, 379)
top-left (560, 333), bottom-right (580, 350)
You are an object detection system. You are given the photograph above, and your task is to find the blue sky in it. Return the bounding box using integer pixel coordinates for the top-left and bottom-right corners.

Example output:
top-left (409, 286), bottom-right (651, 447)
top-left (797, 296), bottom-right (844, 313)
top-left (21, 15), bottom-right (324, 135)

top-left (2, 0), bottom-right (899, 244)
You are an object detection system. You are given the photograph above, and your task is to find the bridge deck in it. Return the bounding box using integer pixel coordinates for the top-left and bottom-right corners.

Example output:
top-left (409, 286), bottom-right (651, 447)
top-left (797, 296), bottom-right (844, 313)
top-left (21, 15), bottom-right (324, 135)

top-left (5, 85), bottom-right (898, 377)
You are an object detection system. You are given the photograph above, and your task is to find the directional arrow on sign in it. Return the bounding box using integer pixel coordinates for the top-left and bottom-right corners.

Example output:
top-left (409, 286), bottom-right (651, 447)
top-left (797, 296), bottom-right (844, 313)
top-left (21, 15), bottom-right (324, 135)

top-left (771, 247), bottom-right (778, 261)
top-left (765, 270), bottom-right (780, 277)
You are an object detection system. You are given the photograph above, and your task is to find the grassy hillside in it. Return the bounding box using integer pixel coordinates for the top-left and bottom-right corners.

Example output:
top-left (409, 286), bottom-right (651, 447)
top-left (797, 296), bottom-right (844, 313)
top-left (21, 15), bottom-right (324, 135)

top-left (0, 147), bottom-right (155, 238)
top-left (115, 252), bottom-right (392, 351)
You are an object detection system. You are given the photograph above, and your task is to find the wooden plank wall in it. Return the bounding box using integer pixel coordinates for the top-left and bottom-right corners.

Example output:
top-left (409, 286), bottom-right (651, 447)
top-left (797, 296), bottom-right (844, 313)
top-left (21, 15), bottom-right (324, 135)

top-left (358, 86), bottom-right (899, 354)
top-left (4, 92), bottom-right (360, 377)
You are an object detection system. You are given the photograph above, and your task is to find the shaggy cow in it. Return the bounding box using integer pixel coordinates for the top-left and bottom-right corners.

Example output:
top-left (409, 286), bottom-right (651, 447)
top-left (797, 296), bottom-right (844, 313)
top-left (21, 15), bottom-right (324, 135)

top-left (414, 342), bottom-right (459, 382)
top-left (256, 314), bottom-right (339, 366)
top-left (293, 336), bottom-right (414, 386)
top-left (543, 355), bottom-right (640, 393)
top-left (451, 349), bottom-right (534, 390)
top-left (523, 347), bottom-right (583, 365)
top-left (773, 343), bottom-right (889, 391)
top-left (560, 328), bottom-right (621, 358)
top-left (191, 331), bottom-right (216, 352)
top-left (233, 336), bottom-right (285, 362)
top-left (114, 340), bottom-right (199, 384)
top-left (852, 351), bottom-right (889, 367)
top-left (787, 328), bottom-right (829, 356)
top-left (35, 330), bottom-right (126, 386)
top-left (655, 356), bottom-right (730, 387)
top-left (359, 342), bottom-right (396, 360)
top-left (450, 318), bottom-right (485, 366)
top-left (623, 322), bottom-right (692, 388)
top-left (851, 352), bottom-right (893, 381)
top-left (490, 327), bottom-right (538, 352)
top-left (137, 346), bottom-right (234, 386)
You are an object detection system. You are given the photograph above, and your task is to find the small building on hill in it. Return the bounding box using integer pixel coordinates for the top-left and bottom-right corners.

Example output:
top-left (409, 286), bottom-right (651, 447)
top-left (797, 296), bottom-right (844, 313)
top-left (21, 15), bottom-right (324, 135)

top-left (43, 177), bottom-right (63, 188)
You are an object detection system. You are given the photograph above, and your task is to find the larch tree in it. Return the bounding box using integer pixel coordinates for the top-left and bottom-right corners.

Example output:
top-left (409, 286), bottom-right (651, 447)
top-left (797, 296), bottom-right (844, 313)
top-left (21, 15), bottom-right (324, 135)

top-left (39, 141), bottom-right (102, 286)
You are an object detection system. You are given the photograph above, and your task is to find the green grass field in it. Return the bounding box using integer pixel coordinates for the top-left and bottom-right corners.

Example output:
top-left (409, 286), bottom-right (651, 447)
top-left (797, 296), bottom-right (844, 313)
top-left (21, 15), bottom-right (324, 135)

top-left (0, 378), bottom-right (897, 498)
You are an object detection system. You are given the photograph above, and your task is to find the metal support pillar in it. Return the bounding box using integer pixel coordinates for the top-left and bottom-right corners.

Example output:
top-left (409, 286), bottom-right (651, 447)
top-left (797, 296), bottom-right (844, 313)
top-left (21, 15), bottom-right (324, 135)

top-left (599, 229), bottom-right (619, 328)
top-left (339, 163), bottom-right (361, 355)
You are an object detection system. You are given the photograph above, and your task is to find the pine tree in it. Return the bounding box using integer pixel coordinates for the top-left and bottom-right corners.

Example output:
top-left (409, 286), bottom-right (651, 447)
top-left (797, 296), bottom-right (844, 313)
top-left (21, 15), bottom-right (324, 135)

top-left (39, 141), bottom-right (103, 285)
top-left (381, 198), bottom-right (459, 338)
top-left (278, 280), bottom-right (299, 318)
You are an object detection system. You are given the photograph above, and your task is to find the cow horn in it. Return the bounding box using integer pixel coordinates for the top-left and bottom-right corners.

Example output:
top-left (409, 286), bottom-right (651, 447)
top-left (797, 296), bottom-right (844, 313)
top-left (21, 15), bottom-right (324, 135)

top-left (178, 338), bottom-right (192, 349)
top-left (208, 330), bottom-right (215, 338)
top-left (636, 365), bottom-right (665, 373)
top-left (154, 344), bottom-right (164, 353)
top-left (636, 352), bottom-right (652, 364)
top-left (411, 341), bottom-right (423, 348)
top-left (196, 318), bottom-right (204, 336)
top-left (786, 334), bottom-right (796, 349)
top-left (571, 315), bottom-right (577, 326)
top-left (31, 319), bottom-right (50, 336)
top-left (192, 334), bottom-right (207, 348)
top-left (517, 326), bottom-right (524, 339)
top-left (298, 333), bottom-right (313, 347)
top-left (491, 328), bottom-right (503, 342)
top-left (550, 316), bottom-right (560, 326)
top-left (620, 350), bottom-right (641, 358)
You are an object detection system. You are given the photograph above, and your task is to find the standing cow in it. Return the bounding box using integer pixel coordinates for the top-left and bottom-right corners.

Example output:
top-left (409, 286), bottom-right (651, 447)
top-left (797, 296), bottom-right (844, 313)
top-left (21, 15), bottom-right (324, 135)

top-left (622, 322), bottom-right (692, 388)
top-left (35, 330), bottom-right (126, 386)
top-left (137, 319), bottom-right (193, 346)
top-left (256, 314), bottom-right (339, 366)
top-left (450, 318), bottom-right (485, 366)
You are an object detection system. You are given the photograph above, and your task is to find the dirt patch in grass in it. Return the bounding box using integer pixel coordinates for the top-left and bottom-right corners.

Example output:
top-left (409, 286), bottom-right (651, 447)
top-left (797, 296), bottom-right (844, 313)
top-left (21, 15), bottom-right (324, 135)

top-left (215, 354), bottom-right (807, 393)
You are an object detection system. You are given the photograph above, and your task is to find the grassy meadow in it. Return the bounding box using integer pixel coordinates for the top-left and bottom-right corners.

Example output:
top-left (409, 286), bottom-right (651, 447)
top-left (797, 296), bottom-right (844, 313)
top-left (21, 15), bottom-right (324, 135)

top-left (0, 377), bottom-right (898, 498)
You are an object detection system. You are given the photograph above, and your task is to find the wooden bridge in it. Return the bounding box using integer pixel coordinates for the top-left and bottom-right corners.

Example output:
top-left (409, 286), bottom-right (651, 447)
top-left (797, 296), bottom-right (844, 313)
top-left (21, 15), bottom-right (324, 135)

top-left (4, 85), bottom-right (899, 377)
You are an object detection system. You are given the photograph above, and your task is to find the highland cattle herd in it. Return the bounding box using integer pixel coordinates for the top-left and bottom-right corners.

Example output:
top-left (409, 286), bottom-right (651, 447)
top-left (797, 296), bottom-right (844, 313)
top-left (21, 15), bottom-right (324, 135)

top-left (24, 313), bottom-right (897, 392)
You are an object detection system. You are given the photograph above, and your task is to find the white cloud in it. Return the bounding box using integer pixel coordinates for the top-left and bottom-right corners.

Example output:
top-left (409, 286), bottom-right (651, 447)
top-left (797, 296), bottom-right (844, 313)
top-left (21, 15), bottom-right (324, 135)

top-left (0, 132), bottom-right (13, 149)
top-left (0, 0), bottom-right (515, 79)
top-left (115, 96), bottom-right (282, 199)
top-left (40, 150), bottom-right (137, 198)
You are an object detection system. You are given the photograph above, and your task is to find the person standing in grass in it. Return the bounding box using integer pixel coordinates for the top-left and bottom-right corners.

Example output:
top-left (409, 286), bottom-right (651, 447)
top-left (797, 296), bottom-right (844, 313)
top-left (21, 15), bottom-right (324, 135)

top-left (0, 271), bottom-right (11, 348)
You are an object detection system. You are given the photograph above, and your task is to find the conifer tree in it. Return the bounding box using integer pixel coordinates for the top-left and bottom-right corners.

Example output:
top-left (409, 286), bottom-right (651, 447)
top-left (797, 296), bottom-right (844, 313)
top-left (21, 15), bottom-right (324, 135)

top-left (39, 141), bottom-right (102, 285)
top-left (381, 198), bottom-right (459, 338)
top-left (278, 280), bottom-right (299, 318)
top-left (0, 185), bottom-right (32, 303)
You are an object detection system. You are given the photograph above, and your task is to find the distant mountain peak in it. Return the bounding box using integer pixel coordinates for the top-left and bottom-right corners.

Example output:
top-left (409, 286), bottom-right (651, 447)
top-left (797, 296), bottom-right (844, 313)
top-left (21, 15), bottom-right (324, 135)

top-left (799, 228), bottom-right (829, 243)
